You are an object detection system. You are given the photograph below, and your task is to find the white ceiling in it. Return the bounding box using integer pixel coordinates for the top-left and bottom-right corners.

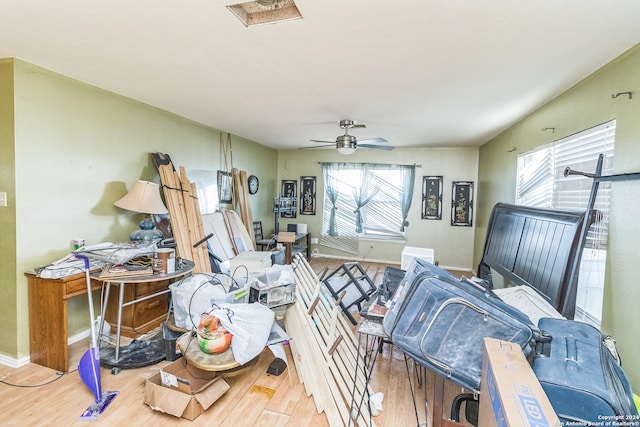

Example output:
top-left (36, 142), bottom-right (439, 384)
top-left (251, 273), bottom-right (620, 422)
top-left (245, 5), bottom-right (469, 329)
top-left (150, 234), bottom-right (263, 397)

top-left (1, 1), bottom-right (640, 151)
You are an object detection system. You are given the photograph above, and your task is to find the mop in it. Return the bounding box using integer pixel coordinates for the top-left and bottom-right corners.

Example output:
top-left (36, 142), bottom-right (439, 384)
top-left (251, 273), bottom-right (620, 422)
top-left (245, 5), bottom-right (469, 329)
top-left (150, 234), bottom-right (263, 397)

top-left (75, 254), bottom-right (119, 420)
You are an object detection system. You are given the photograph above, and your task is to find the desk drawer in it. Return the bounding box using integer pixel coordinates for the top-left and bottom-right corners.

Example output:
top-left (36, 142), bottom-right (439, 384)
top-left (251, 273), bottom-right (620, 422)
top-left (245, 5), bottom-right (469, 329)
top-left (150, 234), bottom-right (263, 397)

top-left (104, 280), bottom-right (171, 338)
top-left (134, 293), bottom-right (169, 327)
top-left (65, 276), bottom-right (89, 295)
top-left (135, 280), bottom-right (169, 298)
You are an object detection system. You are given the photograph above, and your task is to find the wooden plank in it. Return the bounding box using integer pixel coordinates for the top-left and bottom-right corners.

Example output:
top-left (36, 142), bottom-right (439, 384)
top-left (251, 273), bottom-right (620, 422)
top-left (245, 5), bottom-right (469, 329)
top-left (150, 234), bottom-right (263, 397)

top-left (218, 384), bottom-right (276, 426)
top-left (263, 346), bottom-right (306, 416)
top-left (287, 296), bottom-right (343, 425)
top-left (291, 254), bottom-right (376, 427)
top-left (189, 180), bottom-right (212, 272)
top-left (285, 304), bottom-right (329, 412)
top-left (294, 257), bottom-right (374, 410)
top-left (158, 163), bottom-right (192, 261)
top-left (177, 166), bottom-right (211, 273)
top-left (231, 168), bottom-right (257, 249)
top-left (239, 169), bottom-right (256, 248)
top-left (220, 208), bottom-right (239, 255)
top-left (179, 166), bottom-right (205, 272)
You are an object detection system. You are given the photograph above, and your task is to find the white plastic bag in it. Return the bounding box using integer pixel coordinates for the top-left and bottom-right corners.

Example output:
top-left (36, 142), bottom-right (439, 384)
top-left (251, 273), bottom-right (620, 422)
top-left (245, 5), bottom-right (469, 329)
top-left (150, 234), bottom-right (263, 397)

top-left (169, 274), bottom-right (227, 330)
top-left (211, 303), bottom-right (274, 365)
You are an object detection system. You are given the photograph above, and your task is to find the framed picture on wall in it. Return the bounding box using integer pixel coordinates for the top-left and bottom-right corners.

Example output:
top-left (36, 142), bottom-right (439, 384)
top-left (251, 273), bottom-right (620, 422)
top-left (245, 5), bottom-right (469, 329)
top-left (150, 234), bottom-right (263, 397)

top-left (217, 170), bottom-right (233, 204)
top-left (422, 176), bottom-right (443, 220)
top-left (281, 180), bottom-right (297, 218)
top-left (300, 176), bottom-right (316, 215)
top-left (451, 181), bottom-right (474, 226)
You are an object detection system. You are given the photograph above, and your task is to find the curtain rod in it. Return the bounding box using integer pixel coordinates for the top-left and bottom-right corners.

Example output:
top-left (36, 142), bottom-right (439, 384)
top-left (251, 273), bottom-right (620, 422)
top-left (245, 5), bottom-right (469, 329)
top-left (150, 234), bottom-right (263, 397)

top-left (317, 161), bottom-right (422, 168)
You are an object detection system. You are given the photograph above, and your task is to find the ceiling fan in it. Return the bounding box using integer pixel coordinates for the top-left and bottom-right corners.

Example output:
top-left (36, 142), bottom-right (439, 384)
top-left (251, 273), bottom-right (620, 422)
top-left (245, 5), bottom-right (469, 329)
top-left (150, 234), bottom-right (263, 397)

top-left (309, 119), bottom-right (394, 155)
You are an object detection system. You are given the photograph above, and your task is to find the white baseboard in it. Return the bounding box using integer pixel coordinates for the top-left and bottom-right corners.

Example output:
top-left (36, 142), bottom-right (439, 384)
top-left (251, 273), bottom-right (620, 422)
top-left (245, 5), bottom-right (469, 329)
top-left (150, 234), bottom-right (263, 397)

top-left (0, 353), bottom-right (29, 369)
top-left (0, 328), bottom-right (92, 369)
top-left (310, 252), bottom-right (472, 274)
top-left (310, 252), bottom-right (400, 266)
top-left (69, 328), bottom-right (91, 345)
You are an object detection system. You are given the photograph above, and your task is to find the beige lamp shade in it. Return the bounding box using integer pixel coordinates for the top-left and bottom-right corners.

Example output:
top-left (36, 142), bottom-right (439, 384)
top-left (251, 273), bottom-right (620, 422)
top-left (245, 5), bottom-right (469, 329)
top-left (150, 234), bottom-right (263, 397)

top-left (114, 180), bottom-right (168, 214)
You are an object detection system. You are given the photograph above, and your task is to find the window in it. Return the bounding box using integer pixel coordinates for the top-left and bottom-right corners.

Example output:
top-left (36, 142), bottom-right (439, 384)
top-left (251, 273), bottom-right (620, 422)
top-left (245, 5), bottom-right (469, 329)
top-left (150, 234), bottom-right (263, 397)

top-left (321, 162), bottom-right (415, 241)
top-left (516, 120), bottom-right (615, 327)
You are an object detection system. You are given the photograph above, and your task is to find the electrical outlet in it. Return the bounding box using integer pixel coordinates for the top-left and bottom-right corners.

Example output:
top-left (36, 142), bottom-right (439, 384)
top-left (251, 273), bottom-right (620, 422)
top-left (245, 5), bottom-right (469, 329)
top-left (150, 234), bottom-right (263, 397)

top-left (311, 237), bottom-right (318, 244)
top-left (0, 192), bottom-right (7, 207)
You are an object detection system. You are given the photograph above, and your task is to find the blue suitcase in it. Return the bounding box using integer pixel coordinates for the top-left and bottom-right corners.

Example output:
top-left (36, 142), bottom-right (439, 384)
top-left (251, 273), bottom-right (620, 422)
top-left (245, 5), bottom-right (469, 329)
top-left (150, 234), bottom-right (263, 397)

top-left (533, 317), bottom-right (638, 423)
top-left (382, 258), bottom-right (540, 392)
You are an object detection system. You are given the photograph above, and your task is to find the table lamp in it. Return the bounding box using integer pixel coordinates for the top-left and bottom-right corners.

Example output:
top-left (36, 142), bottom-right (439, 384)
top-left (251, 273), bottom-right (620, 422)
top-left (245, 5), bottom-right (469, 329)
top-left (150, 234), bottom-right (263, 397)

top-left (114, 180), bottom-right (168, 242)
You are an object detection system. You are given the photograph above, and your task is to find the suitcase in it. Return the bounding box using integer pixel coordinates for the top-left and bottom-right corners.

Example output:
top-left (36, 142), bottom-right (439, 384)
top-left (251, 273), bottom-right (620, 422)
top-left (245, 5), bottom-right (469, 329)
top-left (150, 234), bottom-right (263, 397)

top-left (533, 317), bottom-right (638, 423)
top-left (383, 258), bottom-right (539, 391)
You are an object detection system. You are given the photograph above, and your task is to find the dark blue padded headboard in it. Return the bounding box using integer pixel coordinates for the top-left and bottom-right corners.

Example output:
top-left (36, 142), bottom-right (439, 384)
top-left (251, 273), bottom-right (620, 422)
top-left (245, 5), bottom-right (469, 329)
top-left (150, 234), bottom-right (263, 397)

top-left (478, 203), bottom-right (588, 319)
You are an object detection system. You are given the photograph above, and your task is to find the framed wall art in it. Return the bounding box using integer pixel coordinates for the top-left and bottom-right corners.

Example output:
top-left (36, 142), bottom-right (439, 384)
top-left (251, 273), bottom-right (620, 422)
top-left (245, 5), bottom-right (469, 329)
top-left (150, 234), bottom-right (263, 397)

top-left (217, 170), bottom-right (233, 204)
top-left (300, 176), bottom-right (316, 215)
top-left (451, 181), bottom-right (474, 226)
top-left (280, 179), bottom-right (297, 218)
top-left (421, 176), bottom-right (443, 220)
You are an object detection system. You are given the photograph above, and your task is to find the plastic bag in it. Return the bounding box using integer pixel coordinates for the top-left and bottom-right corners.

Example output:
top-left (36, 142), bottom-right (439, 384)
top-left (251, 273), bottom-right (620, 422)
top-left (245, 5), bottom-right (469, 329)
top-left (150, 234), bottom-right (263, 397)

top-left (169, 274), bottom-right (227, 330)
top-left (250, 264), bottom-right (294, 289)
top-left (210, 303), bottom-right (274, 365)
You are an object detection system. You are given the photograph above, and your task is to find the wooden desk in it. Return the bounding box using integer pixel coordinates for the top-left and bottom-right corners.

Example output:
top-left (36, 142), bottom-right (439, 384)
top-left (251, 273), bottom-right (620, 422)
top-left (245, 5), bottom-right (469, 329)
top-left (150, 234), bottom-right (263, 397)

top-left (293, 232), bottom-right (311, 260)
top-left (279, 232), bottom-right (310, 264)
top-left (25, 270), bottom-right (102, 372)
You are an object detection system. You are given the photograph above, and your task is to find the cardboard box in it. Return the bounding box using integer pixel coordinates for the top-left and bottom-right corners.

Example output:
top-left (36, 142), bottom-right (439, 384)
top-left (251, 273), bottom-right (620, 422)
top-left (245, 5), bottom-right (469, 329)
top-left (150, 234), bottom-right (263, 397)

top-left (479, 338), bottom-right (561, 427)
top-left (144, 359), bottom-right (229, 421)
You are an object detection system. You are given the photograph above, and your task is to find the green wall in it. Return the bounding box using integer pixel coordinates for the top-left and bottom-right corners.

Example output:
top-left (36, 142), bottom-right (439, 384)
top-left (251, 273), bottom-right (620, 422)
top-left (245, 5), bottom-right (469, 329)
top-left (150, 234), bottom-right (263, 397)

top-left (0, 60), bottom-right (18, 356)
top-left (475, 43), bottom-right (640, 389)
top-left (276, 146), bottom-right (479, 269)
top-left (1, 59), bottom-right (277, 362)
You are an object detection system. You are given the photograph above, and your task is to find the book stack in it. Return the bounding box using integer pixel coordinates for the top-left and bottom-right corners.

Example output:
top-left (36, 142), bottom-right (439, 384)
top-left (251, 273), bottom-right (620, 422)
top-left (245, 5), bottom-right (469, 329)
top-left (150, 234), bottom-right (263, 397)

top-left (99, 264), bottom-right (153, 279)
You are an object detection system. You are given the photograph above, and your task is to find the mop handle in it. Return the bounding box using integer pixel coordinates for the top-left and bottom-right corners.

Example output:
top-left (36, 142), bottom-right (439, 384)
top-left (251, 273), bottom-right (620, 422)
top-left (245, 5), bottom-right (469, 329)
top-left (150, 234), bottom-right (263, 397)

top-left (75, 254), bottom-right (98, 349)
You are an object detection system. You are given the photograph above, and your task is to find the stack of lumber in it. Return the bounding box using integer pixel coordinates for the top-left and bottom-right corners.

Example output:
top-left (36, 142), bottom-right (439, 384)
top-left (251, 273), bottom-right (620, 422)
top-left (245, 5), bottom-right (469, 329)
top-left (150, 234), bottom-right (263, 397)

top-left (157, 162), bottom-right (211, 274)
top-left (285, 254), bottom-right (377, 427)
top-left (232, 168), bottom-right (256, 249)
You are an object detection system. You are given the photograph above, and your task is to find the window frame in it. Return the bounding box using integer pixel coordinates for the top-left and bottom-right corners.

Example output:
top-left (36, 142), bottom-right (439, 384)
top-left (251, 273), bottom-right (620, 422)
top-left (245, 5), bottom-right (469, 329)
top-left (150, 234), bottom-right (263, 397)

top-left (321, 162), bottom-right (415, 241)
top-left (515, 120), bottom-right (616, 327)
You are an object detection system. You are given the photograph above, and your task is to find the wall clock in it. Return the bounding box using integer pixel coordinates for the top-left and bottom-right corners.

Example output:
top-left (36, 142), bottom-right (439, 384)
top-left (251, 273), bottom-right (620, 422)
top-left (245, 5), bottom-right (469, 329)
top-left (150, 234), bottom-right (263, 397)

top-left (248, 175), bottom-right (259, 194)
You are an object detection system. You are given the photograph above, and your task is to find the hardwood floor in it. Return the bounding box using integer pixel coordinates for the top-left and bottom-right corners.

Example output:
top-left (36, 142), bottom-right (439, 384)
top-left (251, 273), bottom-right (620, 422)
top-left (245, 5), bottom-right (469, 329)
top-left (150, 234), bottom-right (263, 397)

top-left (0, 257), bottom-right (472, 427)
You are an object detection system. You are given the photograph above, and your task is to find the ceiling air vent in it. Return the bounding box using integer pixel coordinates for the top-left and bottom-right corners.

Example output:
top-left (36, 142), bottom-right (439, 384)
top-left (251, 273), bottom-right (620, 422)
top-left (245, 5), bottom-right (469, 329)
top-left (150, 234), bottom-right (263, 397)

top-left (226, 0), bottom-right (302, 27)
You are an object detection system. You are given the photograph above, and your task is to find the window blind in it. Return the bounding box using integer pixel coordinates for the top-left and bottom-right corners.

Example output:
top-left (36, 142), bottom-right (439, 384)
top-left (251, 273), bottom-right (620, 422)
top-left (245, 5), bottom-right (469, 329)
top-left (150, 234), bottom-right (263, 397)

top-left (516, 120), bottom-right (615, 248)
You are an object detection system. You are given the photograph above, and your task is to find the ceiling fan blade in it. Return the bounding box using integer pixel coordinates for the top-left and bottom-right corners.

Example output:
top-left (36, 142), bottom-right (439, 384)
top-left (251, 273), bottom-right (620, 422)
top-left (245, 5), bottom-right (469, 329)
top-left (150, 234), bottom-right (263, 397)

top-left (299, 143), bottom-right (333, 150)
top-left (310, 139), bottom-right (336, 144)
top-left (358, 137), bottom-right (388, 144)
top-left (358, 144), bottom-right (395, 151)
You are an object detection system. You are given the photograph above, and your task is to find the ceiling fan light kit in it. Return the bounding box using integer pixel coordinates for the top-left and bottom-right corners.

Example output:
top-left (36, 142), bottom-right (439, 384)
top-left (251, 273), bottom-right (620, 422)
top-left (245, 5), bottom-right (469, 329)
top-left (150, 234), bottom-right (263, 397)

top-left (337, 143), bottom-right (357, 156)
top-left (336, 134), bottom-right (356, 155)
top-left (227, 0), bottom-right (302, 27)
top-left (309, 119), bottom-right (394, 154)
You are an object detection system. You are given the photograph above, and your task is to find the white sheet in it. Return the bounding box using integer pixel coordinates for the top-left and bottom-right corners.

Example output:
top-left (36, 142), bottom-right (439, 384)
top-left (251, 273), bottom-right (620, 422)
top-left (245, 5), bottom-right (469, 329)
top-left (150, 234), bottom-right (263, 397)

top-left (494, 285), bottom-right (565, 325)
